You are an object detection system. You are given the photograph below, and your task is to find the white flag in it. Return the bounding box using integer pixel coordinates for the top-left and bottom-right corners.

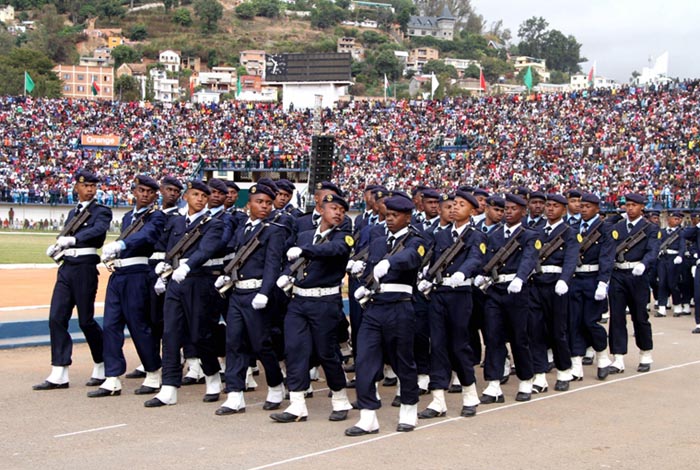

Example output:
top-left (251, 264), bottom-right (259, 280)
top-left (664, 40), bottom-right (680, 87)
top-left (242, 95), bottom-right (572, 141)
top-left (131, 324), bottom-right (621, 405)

top-left (384, 73), bottom-right (389, 90)
top-left (431, 73), bottom-right (439, 95)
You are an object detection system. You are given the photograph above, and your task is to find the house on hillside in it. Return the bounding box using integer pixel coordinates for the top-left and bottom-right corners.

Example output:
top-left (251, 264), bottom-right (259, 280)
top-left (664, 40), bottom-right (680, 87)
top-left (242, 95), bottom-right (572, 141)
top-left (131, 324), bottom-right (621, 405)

top-left (240, 50), bottom-right (266, 76)
top-left (159, 50), bottom-right (181, 73)
top-left (54, 64), bottom-right (114, 101)
top-left (444, 58), bottom-right (481, 77)
top-left (406, 47), bottom-right (439, 73)
top-left (151, 68), bottom-right (180, 103)
top-left (512, 56), bottom-right (550, 82)
top-left (407, 6), bottom-right (455, 41)
top-left (0, 5), bottom-right (15, 24)
top-left (337, 37), bottom-right (365, 61)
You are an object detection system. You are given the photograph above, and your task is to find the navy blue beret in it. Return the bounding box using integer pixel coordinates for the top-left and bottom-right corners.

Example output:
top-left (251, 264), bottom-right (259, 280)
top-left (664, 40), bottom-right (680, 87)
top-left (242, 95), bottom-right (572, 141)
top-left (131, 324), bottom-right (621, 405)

top-left (439, 193), bottom-right (455, 203)
top-left (413, 185), bottom-right (428, 196)
top-left (645, 210), bottom-right (660, 217)
top-left (669, 210), bottom-right (683, 218)
top-left (224, 180), bottom-right (240, 192)
top-left (321, 193), bottom-right (349, 211)
top-left (511, 186), bottom-right (530, 199)
top-left (74, 169), bottom-right (99, 183)
top-left (487, 196), bottom-right (505, 208)
top-left (374, 188), bottom-right (389, 200)
top-left (506, 193), bottom-right (528, 207)
top-left (186, 180), bottom-right (211, 195)
top-left (389, 190), bottom-right (412, 201)
top-left (208, 178), bottom-right (228, 194)
top-left (257, 177), bottom-right (279, 193)
top-left (276, 179), bottom-right (295, 194)
top-left (529, 191), bottom-right (546, 201)
top-left (162, 176), bottom-right (183, 190)
top-left (581, 193), bottom-right (600, 205)
top-left (546, 193), bottom-right (568, 205)
top-left (458, 185), bottom-right (474, 193)
top-left (134, 174), bottom-right (159, 191)
top-left (455, 190), bottom-right (480, 208)
top-left (384, 195), bottom-right (415, 213)
top-left (625, 193), bottom-right (645, 204)
top-left (473, 188), bottom-right (489, 198)
top-left (364, 184), bottom-right (379, 193)
top-left (422, 189), bottom-right (440, 200)
top-left (315, 181), bottom-right (342, 196)
top-left (249, 184), bottom-right (276, 200)
top-left (566, 189), bottom-right (582, 199)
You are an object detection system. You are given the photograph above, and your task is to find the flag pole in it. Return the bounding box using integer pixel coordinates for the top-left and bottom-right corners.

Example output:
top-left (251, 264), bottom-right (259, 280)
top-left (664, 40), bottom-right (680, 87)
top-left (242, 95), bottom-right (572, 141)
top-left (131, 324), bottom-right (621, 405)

top-left (23, 70), bottom-right (26, 97)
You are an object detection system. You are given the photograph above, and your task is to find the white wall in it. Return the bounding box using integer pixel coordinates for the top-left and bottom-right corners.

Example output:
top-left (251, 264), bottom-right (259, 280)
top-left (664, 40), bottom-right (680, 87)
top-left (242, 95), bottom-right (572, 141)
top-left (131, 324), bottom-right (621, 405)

top-left (281, 83), bottom-right (350, 110)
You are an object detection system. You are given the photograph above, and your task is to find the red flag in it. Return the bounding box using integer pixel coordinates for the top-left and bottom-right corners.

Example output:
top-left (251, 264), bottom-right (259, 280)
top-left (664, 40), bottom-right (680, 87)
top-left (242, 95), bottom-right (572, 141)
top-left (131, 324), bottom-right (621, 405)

top-left (479, 69), bottom-right (487, 91)
top-left (189, 80), bottom-right (195, 95)
top-left (587, 63), bottom-right (595, 86)
top-left (91, 80), bottom-right (100, 96)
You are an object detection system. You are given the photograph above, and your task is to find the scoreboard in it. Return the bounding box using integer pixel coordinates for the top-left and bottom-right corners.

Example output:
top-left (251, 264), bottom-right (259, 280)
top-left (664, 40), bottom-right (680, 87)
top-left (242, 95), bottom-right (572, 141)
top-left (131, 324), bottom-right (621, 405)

top-left (265, 53), bottom-right (351, 82)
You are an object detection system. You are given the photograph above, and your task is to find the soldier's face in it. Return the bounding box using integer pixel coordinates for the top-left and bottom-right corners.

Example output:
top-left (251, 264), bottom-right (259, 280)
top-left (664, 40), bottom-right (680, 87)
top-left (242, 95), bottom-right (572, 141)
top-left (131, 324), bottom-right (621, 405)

top-left (579, 202), bottom-right (599, 221)
top-left (439, 201), bottom-right (454, 222)
top-left (185, 189), bottom-right (209, 214)
top-left (568, 198), bottom-right (581, 214)
top-left (528, 199), bottom-right (545, 217)
top-left (275, 190), bottom-right (292, 209)
top-left (133, 184), bottom-right (156, 209)
top-left (208, 188), bottom-right (227, 208)
top-left (545, 201), bottom-right (566, 222)
top-left (475, 195), bottom-right (487, 215)
top-left (161, 185), bottom-right (182, 207)
top-left (225, 188), bottom-right (239, 208)
top-left (320, 202), bottom-right (346, 227)
top-left (504, 202), bottom-right (526, 225)
top-left (249, 194), bottom-right (273, 221)
top-left (75, 182), bottom-right (96, 202)
top-left (486, 205), bottom-right (504, 223)
top-left (423, 198), bottom-right (439, 218)
top-left (668, 215), bottom-right (682, 227)
top-left (625, 201), bottom-right (643, 219)
top-left (451, 197), bottom-right (473, 223)
top-left (385, 210), bottom-right (410, 233)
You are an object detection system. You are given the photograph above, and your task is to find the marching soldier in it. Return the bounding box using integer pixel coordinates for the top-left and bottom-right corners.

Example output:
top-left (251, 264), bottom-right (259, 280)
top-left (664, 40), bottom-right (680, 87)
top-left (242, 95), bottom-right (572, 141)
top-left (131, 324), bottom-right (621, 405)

top-left (568, 193), bottom-right (615, 380)
top-left (34, 170), bottom-right (112, 391)
top-left (89, 175), bottom-right (165, 397)
top-left (524, 191), bottom-right (546, 228)
top-left (608, 193), bottom-right (660, 373)
top-left (655, 211), bottom-right (684, 317)
top-left (144, 180), bottom-right (224, 407)
top-left (274, 179), bottom-right (304, 218)
top-left (297, 181), bottom-right (351, 233)
top-left (271, 193), bottom-right (354, 423)
top-left (418, 189), bottom-right (440, 231)
top-left (417, 190), bottom-right (486, 419)
top-left (346, 195), bottom-right (426, 436)
top-left (470, 189), bottom-right (489, 226)
top-left (430, 193), bottom-right (454, 233)
top-left (474, 193), bottom-right (539, 403)
top-left (681, 213), bottom-right (700, 333)
top-left (565, 190), bottom-right (582, 228)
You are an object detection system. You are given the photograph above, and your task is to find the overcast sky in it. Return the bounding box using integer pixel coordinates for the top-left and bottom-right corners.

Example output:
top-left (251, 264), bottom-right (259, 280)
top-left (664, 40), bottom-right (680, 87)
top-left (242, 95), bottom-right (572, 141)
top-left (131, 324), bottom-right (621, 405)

top-left (471, 0), bottom-right (700, 82)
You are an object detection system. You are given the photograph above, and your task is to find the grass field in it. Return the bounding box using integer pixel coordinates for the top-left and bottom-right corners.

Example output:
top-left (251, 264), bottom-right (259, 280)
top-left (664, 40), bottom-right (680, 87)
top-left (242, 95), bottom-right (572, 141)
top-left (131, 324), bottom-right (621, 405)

top-left (0, 232), bottom-right (117, 264)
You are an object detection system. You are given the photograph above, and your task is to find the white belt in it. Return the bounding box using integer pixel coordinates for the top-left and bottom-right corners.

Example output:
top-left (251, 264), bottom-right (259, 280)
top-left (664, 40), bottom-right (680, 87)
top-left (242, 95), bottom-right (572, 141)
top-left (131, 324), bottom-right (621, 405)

top-left (149, 252), bottom-right (165, 260)
top-left (111, 257), bottom-right (149, 268)
top-left (292, 286), bottom-right (340, 297)
top-left (440, 277), bottom-right (473, 287)
top-left (495, 273), bottom-right (517, 284)
top-left (615, 261), bottom-right (641, 270)
top-left (377, 283), bottom-right (413, 294)
top-left (538, 266), bottom-right (563, 274)
top-left (223, 252), bottom-right (236, 261)
top-left (662, 249), bottom-right (679, 255)
top-left (63, 248), bottom-right (98, 257)
top-left (235, 279), bottom-right (263, 289)
top-left (203, 257), bottom-right (226, 267)
top-left (575, 264), bottom-right (599, 273)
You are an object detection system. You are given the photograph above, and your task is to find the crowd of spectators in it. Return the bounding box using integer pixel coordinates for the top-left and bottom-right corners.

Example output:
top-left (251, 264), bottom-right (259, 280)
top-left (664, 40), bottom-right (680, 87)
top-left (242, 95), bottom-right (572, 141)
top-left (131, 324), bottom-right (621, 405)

top-left (1, 79), bottom-right (699, 211)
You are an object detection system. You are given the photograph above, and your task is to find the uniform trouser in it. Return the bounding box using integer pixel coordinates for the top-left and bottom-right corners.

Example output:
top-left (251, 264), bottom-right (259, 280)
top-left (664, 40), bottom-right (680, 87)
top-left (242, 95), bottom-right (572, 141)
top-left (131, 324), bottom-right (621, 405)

top-left (412, 294), bottom-right (431, 376)
top-left (224, 291), bottom-right (284, 393)
top-left (649, 264), bottom-right (659, 303)
top-left (103, 270), bottom-right (161, 376)
top-left (355, 300), bottom-right (418, 410)
top-left (348, 277), bottom-right (363, 358)
top-left (679, 260), bottom-right (694, 304)
top-left (428, 289), bottom-right (476, 390)
top-left (609, 270), bottom-right (653, 354)
top-left (147, 269), bottom-right (164, 342)
top-left (482, 284), bottom-right (533, 382)
top-left (694, 272), bottom-right (700, 324)
top-left (469, 289), bottom-right (487, 365)
top-left (161, 276), bottom-right (220, 387)
top-left (269, 286), bottom-right (289, 360)
top-left (208, 280), bottom-right (229, 359)
top-left (529, 281), bottom-right (572, 374)
top-left (569, 275), bottom-right (609, 356)
top-left (284, 296), bottom-right (347, 392)
top-left (657, 256), bottom-right (682, 307)
top-left (49, 263), bottom-right (103, 366)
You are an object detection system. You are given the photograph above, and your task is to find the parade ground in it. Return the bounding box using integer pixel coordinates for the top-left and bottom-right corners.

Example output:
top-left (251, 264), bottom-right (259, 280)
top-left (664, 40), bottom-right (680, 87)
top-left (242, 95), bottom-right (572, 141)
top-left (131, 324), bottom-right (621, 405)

top-left (2, 266), bottom-right (700, 469)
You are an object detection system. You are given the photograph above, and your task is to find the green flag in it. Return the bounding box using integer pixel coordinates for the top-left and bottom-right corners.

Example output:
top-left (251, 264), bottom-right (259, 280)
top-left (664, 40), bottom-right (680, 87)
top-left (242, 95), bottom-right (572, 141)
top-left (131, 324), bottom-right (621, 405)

top-left (24, 72), bottom-right (35, 93)
top-left (236, 76), bottom-right (242, 97)
top-left (523, 66), bottom-right (533, 91)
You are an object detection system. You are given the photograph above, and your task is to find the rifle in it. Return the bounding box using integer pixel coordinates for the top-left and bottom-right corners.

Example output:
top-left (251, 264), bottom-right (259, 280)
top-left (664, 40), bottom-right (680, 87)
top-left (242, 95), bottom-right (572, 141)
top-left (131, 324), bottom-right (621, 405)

top-left (658, 230), bottom-right (680, 256)
top-left (534, 230), bottom-right (567, 274)
top-left (479, 226), bottom-right (524, 292)
top-left (48, 200), bottom-right (94, 263)
top-left (422, 235), bottom-right (466, 297)
top-left (159, 216), bottom-right (211, 280)
top-left (577, 227), bottom-right (602, 266)
top-left (103, 206), bottom-right (156, 270)
top-left (357, 231), bottom-right (412, 307)
top-left (282, 225), bottom-right (337, 296)
top-left (615, 224), bottom-right (648, 262)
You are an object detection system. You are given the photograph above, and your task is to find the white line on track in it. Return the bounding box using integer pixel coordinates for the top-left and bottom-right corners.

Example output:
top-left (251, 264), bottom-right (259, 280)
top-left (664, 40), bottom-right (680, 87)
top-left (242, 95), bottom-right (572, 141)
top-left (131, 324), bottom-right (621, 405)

top-left (0, 302), bottom-right (105, 312)
top-left (54, 423), bottom-right (127, 438)
top-left (246, 359), bottom-right (700, 470)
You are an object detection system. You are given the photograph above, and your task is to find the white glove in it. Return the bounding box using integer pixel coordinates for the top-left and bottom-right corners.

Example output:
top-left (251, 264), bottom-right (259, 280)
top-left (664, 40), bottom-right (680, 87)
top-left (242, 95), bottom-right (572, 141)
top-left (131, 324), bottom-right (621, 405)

top-left (474, 275), bottom-right (487, 287)
top-left (594, 281), bottom-right (608, 301)
top-left (102, 241), bottom-right (124, 258)
top-left (354, 286), bottom-right (368, 300)
top-left (215, 275), bottom-right (230, 289)
top-left (46, 244), bottom-right (58, 257)
top-left (446, 271), bottom-right (466, 288)
top-left (417, 279), bottom-right (432, 293)
top-left (345, 260), bottom-right (355, 272)
top-left (632, 263), bottom-right (646, 276)
top-left (373, 259), bottom-right (390, 280)
top-left (692, 266), bottom-right (697, 278)
top-left (555, 280), bottom-right (569, 296)
top-left (155, 262), bottom-right (169, 275)
top-left (172, 263), bottom-right (190, 283)
top-left (276, 275), bottom-right (293, 289)
top-left (56, 236), bottom-right (76, 248)
top-left (154, 277), bottom-right (167, 295)
top-left (507, 277), bottom-right (523, 294)
top-left (351, 261), bottom-right (366, 275)
top-left (673, 256), bottom-right (683, 265)
top-left (252, 293), bottom-right (268, 310)
top-left (286, 246), bottom-right (302, 261)
top-left (422, 265), bottom-right (430, 277)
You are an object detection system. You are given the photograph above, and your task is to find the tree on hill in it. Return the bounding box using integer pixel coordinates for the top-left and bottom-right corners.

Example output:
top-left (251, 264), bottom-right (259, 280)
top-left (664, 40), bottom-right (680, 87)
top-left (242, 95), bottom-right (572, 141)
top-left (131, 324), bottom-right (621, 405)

top-left (517, 16), bottom-right (584, 74)
top-left (310, 0), bottom-right (347, 29)
top-left (173, 8), bottom-right (193, 26)
top-left (114, 74), bottom-right (141, 102)
top-left (111, 45), bottom-right (142, 68)
top-left (422, 59), bottom-right (458, 79)
top-left (194, 0), bottom-right (223, 33)
top-left (0, 48), bottom-right (62, 97)
top-left (235, 2), bottom-right (256, 20)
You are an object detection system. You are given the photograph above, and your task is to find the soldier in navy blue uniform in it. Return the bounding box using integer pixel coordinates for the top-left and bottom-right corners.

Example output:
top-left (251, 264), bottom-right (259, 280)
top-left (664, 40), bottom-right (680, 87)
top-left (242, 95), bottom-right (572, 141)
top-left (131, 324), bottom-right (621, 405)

top-left (645, 209), bottom-right (662, 312)
top-left (274, 178), bottom-right (304, 218)
top-left (529, 194), bottom-right (579, 393)
top-left (270, 193), bottom-right (355, 423)
top-left (569, 193), bottom-right (615, 380)
top-left (682, 213), bottom-right (700, 333)
top-left (418, 188), bottom-right (440, 231)
top-left (474, 193), bottom-right (540, 403)
top-left (214, 183), bottom-right (286, 415)
top-left (297, 181), bottom-right (352, 233)
top-left (677, 211), bottom-right (694, 317)
top-left (411, 185), bottom-right (427, 226)
top-left (470, 189), bottom-right (489, 227)
top-left (564, 189), bottom-right (582, 228)
top-left (224, 180), bottom-right (249, 227)
top-left (429, 193), bottom-right (454, 233)
top-left (345, 196), bottom-right (426, 436)
top-left (608, 193), bottom-right (661, 374)
top-left (34, 170), bottom-right (112, 391)
top-left (88, 175), bottom-right (165, 397)
top-left (416, 191), bottom-right (486, 419)
top-left (524, 191), bottom-right (547, 228)
top-left (655, 211), bottom-right (685, 317)
top-left (126, 176), bottom-right (184, 381)
top-left (143, 180), bottom-right (224, 407)
top-left (353, 185), bottom-right (378, 236)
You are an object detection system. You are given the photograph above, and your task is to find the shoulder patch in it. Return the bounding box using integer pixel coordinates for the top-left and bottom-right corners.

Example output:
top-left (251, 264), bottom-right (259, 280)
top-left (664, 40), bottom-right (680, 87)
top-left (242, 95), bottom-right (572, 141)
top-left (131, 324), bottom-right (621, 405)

top-left (534, 239), bottom-right (542, 250)
top-left (479, 242), bottom-right (486, 255)
top-left (657, 231), bottom-right (662, 239)
top-left (576, 233), bottom-right (583, 243)
top-left (612, 230), bottom-right (619, 240)
top-left (417, 245), bottom-right (425, 257)
top-left (345, 235), bottom-right (354, 247)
